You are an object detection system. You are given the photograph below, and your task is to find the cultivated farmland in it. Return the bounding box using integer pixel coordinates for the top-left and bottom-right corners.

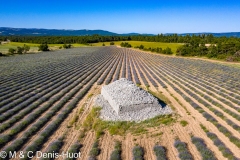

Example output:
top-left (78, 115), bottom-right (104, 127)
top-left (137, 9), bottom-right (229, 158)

top-left (91, 41), bottom-right (182, 53)
top-left (0, 42), bottom-right (87, 54)
top-left (0, 46), bottom-right (240, 160)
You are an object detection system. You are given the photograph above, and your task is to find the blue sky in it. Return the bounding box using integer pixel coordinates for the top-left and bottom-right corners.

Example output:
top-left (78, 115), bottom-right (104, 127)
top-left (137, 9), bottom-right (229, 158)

top-left (0, 0), bottom-right (239, 34)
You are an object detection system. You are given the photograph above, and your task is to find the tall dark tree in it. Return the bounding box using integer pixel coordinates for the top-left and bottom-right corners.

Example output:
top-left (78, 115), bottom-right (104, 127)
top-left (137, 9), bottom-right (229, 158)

top-left (17, 46), bottom-right (24, 54)
top-left (23, 44), bottom-right (30, 53)
top-left (8, 48), bottom-right (16, 54)
top-left (38, 43), bottom-right (49, 51)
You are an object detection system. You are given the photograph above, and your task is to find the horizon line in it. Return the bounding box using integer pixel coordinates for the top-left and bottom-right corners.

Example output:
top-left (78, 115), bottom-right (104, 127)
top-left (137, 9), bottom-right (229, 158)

top-left (0, 26), bottom-right (240, 35)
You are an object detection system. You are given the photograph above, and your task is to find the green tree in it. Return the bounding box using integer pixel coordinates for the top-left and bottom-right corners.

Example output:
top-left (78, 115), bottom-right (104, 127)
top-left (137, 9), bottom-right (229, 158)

top-left (23, 44), bottom-right (30, 53)
top-left (8, 48), bottom-right (16, 54)
top-left (120, 42), bottom-right (131, 48)
top-left (63, 44), bottom-right (72, 49)
top-left (126, 43), bottom-right (131, 48)
top-left (139, 44), bottom-right (144, 49)
top-left (17, 46), bottom-right (24, 54)
top-left (198, 44), bottom-right (208, 56)
top-left (156, 47), bottom-right (162, 53)
top-left (176, 44), bottom-right (191, 56)
top-left (163, 47), bottom-right (173, 54)
top-left (38, 43), bottom-right (49, 51)
top-left (63, 44), bottom-right (67, 48)
top-left (207, 45), bottom-right (218, 58)
top-left (120, 42), bottom-right (124, 47)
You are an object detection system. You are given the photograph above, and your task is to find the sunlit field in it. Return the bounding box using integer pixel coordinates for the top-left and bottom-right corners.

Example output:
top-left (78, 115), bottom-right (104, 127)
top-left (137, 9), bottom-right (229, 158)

top-left (91, 41), bottom-right (183, 53)
top-left (0, 42), bottom-right (87, 53)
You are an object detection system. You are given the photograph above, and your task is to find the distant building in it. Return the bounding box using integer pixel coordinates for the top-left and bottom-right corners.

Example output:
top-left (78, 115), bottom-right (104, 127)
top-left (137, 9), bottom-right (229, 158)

top-left (205, 44), bottom-right (216, 47)
top-left (1, 39), bottom-right (11, 44)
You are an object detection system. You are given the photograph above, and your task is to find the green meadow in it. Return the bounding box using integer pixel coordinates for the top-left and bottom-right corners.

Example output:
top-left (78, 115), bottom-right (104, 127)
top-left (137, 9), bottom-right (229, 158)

top-left (0, 41), bottom-right (183, 54)
top-left (91, 41), bottom-right (183, 53)
top-left (0, 42), bottom-right (87, 54)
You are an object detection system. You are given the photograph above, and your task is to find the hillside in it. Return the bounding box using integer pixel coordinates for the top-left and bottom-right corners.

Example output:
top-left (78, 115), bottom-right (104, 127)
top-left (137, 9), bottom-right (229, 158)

top-left (1, 27), bottom-right (239, 37)
top-left (0, 27), bottom-right (154, 36)
top-left (178, 32), bottom-right (240, 37)
top-left (0, 27), bottom-right (118, 36)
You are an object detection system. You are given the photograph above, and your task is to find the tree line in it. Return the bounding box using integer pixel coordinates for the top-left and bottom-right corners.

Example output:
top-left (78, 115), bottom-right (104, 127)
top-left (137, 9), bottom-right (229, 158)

top-left (176, 40), bottom-right (240, 61)
top-left (8, 44), bottom-right (30, 54)
top-left (1, 34), bottom-right (239, 44)
top-left (1, 34), bottom-right (240, 61)
top-left (0, 35), bottom-right (131, 44)
top-left (3, 43), bottom-right (73, 55)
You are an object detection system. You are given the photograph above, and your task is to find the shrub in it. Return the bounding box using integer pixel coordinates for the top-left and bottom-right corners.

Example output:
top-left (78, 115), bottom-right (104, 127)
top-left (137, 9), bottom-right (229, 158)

top-left (174, 140), bottom-right (193, 160)
top-left (23, 44), bottom-right (30, 53)
top-left (206, 132), bottom-right (236, 159)
top-left (0, 135), bottom-right (11, 147)
top-left (139, 45), bottom-right (144, 49)
top-left (162, 47), bottom-right (173, 54)
top-left (63, 44), bottom-right (72, 49)
top-left (120, 42), bottom-right (131, 48)
top-left (88, 140), bottom-right (100, 159)
top-left (110, 42), bottom-right (115, 45)
top-left (191, 136), bottom-right (216, 160)
top-left (180, 120), bottom-right (188, 127)
top-left (110, 141), bottom-right (122, 160)
top-left (40, 138), bottom-right (63, 160)
top-left (17, 46), bottom-right (24, 54)
top-left (153, 145), bottom-right (167, 160)
top-left (8, 48), bottom-right (16, 54)
top-left (66, 142), bottom-right (82, 160)
top-left (38, 43), bottom-right (49, 51)
top-left (200, 124), bottom-right (209, 132)
top-left (156, 47), bottom-right (163, 53)
top-left (95, 130), bottom-right (104, 139)
top-left (132, 146), bottom-right (144, 160)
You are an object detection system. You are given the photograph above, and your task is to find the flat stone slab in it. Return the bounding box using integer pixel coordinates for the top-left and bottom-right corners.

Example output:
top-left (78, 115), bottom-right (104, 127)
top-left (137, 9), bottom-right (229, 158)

top-left (95, 78), bottom-right (172, 122)
top-left (94, 95), bottom-right (172, 122)
top-left (101, 78), bottom-right (160, 114)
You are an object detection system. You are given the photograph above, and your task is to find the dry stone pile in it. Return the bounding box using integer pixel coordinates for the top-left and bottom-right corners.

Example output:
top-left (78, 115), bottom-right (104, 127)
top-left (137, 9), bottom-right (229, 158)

top-left (94, 78), bottom-right (172, 122)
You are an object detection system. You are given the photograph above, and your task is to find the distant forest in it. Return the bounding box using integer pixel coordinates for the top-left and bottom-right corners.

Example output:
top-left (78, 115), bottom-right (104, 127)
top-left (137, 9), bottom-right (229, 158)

top-left (1, 34), bottom-right (240, 61)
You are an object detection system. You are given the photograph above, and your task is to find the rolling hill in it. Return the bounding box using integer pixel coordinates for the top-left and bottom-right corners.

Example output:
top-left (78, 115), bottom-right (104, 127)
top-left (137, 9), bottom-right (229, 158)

top-left (0, 27), bottom-right (239, 37)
